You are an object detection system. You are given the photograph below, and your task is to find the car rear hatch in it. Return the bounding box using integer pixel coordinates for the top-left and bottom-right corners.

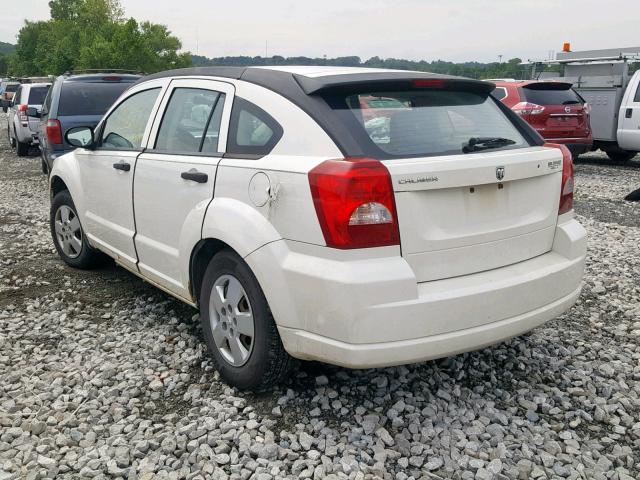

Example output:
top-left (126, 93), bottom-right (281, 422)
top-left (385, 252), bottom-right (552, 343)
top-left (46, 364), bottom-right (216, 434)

top-left (519, 83), bottom-right (590, 139)
top-left (317, 77), bottom-right (563, 282)
top-left (386, 148), bottom-right (562, 281)
top-left (53, 79), bottom-right (135, 149)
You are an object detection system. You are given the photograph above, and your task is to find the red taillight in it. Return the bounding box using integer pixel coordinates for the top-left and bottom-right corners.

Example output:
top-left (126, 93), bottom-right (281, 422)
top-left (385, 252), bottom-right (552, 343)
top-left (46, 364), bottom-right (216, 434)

top-left (46, 119), bottom-right (63, 145)
top-left (308, 158), bottom-right (400, 249)
top-left (18, 104), bottom-right (28, 125)
top-left (545, 143), bottom-right (574, 215)
top-left (512, 102), bottom-right (545, 118)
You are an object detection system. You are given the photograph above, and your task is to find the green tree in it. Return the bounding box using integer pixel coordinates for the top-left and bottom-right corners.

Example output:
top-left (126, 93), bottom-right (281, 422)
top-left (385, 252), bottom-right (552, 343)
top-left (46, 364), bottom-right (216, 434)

top-left (10, 0), bottom-right (190, 76)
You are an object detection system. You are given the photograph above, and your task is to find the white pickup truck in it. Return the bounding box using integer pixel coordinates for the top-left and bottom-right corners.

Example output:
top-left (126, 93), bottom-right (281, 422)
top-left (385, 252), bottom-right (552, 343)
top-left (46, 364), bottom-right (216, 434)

top-left (531, 47), bottom-right (640, 162)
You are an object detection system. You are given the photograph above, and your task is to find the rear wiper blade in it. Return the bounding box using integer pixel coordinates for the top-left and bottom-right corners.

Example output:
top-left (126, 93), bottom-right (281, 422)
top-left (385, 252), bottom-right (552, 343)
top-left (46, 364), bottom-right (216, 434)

top-left (562, 100), bottom-right (581, 105)
top-left (462, 137), bottom-right (516, 153)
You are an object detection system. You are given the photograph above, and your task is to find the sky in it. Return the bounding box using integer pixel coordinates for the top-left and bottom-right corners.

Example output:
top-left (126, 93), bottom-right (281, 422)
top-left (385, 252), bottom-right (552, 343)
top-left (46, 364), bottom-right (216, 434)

top-left (2, 0), bottom-right (639, 63)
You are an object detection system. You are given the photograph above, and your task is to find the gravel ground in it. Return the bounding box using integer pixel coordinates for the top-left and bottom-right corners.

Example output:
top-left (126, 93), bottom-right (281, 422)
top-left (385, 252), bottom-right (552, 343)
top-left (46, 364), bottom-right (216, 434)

top-left (1, 110), bottom-right (639, 480)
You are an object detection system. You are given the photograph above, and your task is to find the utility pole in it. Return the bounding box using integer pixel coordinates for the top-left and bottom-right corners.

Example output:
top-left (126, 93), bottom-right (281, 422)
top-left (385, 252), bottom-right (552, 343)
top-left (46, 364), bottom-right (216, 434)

top-left (265, 40), bottom-right (268, 58)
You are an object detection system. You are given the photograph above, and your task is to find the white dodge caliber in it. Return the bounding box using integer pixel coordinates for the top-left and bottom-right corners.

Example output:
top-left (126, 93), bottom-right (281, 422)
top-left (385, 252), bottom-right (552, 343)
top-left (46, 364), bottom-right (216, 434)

top-left (49, 66), bottom-right (586, 390)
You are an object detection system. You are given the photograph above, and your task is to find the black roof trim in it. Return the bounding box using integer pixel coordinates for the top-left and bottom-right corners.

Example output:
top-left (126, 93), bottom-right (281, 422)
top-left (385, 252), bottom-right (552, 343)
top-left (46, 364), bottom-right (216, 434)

top-left (134, 67), bottom-right (248, 85)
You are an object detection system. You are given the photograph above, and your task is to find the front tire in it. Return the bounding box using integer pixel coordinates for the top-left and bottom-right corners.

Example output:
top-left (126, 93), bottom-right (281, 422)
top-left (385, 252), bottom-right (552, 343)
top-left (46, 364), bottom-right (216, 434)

top-left (199, 250), bottom-right (293, 391)
top-left (50, 190), bottom-right (103, 269)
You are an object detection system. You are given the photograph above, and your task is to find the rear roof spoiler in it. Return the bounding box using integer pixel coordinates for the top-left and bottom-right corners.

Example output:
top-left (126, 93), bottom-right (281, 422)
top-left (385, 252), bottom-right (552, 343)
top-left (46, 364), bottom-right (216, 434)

top-left (293, 72), bottom-right (495, 95)
top-left (522, 82), bottom-right (573, 90)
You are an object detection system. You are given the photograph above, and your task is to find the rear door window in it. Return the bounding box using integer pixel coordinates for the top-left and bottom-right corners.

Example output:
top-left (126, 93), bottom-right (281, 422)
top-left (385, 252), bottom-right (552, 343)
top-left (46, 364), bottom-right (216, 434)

top-left (58, 82), bottom-right (133, 116)
top-left (28, 86), bottom-right (50, 105)
top-left (331, 89), bottom-right (528, 158)
top-left (521, 85), bottom-right (583, 105)
top-left (155, 88), bottom-right (225, 154)
top-left (12, 86), bottom-right (22, 105)
top-left (634, 82), bottom-right (640, 103)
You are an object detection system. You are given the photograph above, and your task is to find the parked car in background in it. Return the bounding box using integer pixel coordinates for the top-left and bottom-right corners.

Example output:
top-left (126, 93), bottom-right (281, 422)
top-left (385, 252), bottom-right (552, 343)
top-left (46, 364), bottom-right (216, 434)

top-left (0, 80), bottom-right (20, 112)
top-left (7, 82), bottom-right (51, 156)
top-left (36, 72), bottom-right (141, 174)
top-left (528, 46), bottom-right (640, 162)
top-left (48, 66), bottom-right (586, 390)
top-left (491, 80), bottom-right (592, 159)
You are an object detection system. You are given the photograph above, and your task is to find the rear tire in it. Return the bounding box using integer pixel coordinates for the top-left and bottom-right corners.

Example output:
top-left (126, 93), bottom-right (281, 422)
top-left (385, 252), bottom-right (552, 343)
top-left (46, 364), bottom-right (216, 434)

top-left (50, 190), bottom-right (103, 269)
top-left (16, 140), bottom-right (29, 157)
top-left (8, 125), bottom-right (16, 148)
top-left (606, 150), bottom-right (636, 162)
top-left (199, 249), bottom-right (293, 391)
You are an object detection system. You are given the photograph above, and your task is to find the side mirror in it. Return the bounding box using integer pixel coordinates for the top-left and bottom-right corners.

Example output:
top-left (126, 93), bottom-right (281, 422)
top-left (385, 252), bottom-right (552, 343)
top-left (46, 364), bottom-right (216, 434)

top-left (65, 126), bottom-right (95, 149)
top-left (27, 107), bottom-right (41, 118)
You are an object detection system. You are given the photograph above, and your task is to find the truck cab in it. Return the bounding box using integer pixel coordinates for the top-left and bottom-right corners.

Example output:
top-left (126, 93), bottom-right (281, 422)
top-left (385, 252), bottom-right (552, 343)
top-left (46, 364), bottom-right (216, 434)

top-left (617, 70), bottom-right (640, 154)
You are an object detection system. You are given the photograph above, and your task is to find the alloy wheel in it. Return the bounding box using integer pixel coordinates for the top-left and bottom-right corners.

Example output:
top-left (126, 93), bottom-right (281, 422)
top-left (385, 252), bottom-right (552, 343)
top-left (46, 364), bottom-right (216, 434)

top-left (54, 205), bottom-right (83, 258)
top-left (209, 274), bottom-right (255, 366)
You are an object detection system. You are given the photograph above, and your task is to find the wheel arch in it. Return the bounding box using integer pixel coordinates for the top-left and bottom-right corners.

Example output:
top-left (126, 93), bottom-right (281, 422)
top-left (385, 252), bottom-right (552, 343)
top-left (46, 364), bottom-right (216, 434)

top-left (50, 175), bottom-right (69, 198)
top-left (189, 238), bottom-right (234, 304)
top-left (48, 157), bottom-right (87, 228)
top-left (189, 197), bottom-right (283, 304)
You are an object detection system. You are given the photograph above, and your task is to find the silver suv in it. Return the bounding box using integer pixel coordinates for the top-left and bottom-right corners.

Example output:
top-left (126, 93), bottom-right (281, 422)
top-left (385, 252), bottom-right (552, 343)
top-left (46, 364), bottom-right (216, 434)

top-left (8, 82), bottom-right (51, 156)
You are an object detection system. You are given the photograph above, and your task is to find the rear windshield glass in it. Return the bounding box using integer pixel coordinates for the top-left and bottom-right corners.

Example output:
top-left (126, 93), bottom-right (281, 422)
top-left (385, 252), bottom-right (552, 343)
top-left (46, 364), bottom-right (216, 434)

top-left (28, 86), bottom-right (50, 105)
top-left (58, 82), bottom-right (133, 116)
top-left (521, 86), bottom-right (582, 105)
top-left (331, 90), bottom-right (528, 158)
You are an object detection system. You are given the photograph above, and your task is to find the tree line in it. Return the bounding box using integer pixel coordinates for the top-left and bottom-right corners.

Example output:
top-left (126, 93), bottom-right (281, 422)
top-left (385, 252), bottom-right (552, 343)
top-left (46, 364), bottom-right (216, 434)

top-left (5, 0), bottom-right (190, 77)
top-left (192, 55), bottom-right (531, 80)
top-left (2, 2), bottom-right (634, 80)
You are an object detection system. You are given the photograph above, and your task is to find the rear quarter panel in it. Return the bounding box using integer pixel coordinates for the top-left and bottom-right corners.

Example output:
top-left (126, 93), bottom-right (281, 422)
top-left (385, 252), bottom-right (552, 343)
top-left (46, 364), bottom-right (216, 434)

top-left (202, 80), bottom-right (342, 251)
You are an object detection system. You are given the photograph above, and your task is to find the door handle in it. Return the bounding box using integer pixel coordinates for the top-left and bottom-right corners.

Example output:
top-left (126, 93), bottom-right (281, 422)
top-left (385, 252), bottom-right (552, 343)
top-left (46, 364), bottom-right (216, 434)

top-left (626, 108), bottom-right (633, 119)
top-left (113, 161), bottom-right (131, 172)
top-left (181, 170), bottom-right (208, 183)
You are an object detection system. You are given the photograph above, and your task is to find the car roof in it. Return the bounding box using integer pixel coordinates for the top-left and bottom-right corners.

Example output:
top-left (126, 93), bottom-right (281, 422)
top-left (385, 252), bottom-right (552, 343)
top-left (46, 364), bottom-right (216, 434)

top-left (492, 79), bottom-right (573, 88)
top-left (136, 65), bottom-right (493, 96)
top-left (59, 73), bottom-right (141, 83)
top-left (21, 82), bottom-right (52, 88)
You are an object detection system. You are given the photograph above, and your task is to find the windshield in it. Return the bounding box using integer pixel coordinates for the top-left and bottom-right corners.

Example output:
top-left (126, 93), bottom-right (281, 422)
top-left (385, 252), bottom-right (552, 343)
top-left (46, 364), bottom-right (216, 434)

top-left (58, 82), bottom-right (133, 116)
top-left (522, 85), bottom-right (583, 105)
top-left (331, 89), bottom-right (528, 158)
top-left (28, 86), bottom-right (50, 105)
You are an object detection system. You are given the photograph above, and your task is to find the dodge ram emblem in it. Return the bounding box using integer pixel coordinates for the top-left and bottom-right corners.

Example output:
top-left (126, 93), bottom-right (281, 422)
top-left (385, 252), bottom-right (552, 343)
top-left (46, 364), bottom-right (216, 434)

top-left (496, 166), bottom-right (505, 181)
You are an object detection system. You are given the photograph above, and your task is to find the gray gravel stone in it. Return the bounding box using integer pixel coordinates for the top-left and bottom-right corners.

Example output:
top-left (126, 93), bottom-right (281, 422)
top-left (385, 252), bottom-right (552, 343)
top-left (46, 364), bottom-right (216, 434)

top-left (0, 124), bottom-right (639, 479)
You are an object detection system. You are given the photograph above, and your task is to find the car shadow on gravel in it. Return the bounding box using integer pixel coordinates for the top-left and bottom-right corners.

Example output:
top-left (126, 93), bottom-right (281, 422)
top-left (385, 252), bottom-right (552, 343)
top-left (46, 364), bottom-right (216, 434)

top-left (574, 155), bottom-right (640, 168)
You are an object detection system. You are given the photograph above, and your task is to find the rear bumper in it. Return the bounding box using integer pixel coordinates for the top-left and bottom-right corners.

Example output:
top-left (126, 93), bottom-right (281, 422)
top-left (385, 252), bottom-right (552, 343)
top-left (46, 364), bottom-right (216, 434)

top-left (543, 137), bottom-right (593, 155)
top-left (279, 285), bottom-right (580, 368)
top-left (247, 216), bottom-right (587, 368)
top-left (15, 126), bottom-right (40, 144)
